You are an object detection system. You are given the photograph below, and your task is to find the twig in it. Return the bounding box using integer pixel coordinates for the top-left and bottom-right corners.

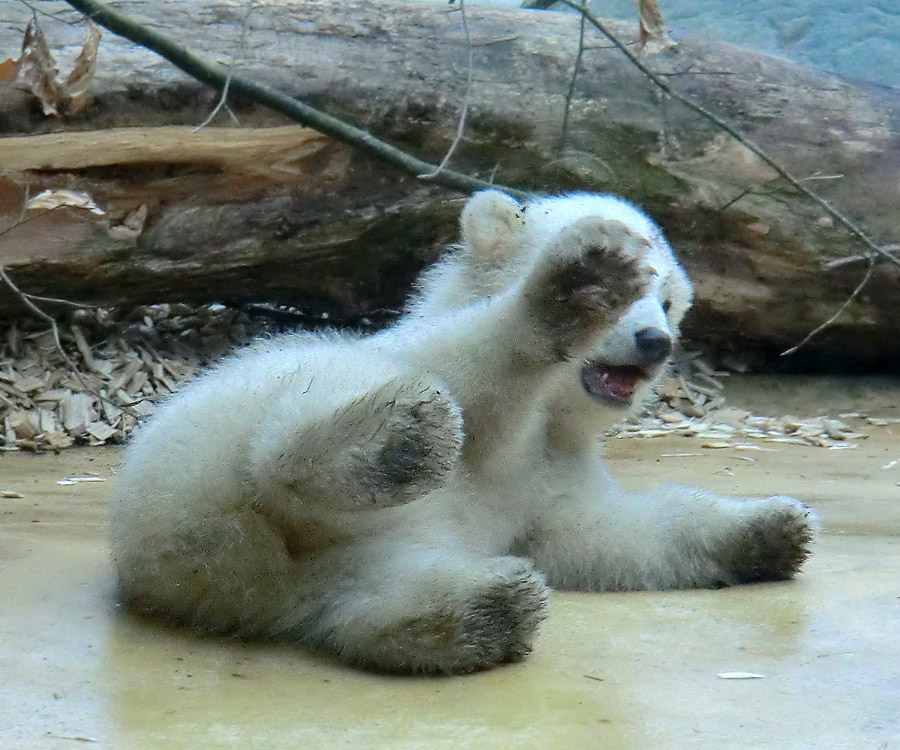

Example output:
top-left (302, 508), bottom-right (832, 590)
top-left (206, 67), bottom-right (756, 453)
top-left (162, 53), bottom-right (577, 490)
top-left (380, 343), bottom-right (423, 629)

top-left (16, 291), bottom-right (93, 309)
top-left (193, 56), bottom-right (239, 130)
top-left (823, 244), bottom-right (900, 271)
top-left (0, 212), bottom-right (139, 417)
top-left (15, 0), bottom-right (83, 25)
top-left (555, 0), bottom-right (900, 272)
top-left (419, 0), bottom-right (473, 179)
top-left (194, 0), bottom-right (255, 131)
top-left (555, 0), bottom-right (899, 356)
top-left (61, 0), bottom-right (528, 200)
top-left (780, 258), bottom-right (875, 356)
top-left (1, 209), bottom-right (92, 310)
top-left (799, 173), bottom-right (844, 182)
top-left (42, 734), bottom-right (98, 744)
top-left (558, 2), bottom-right (587, 153)
top-left (0, 261), bottom-right (60, 328)
top-left (716, 187), bottom-right (754, 213)
top-left (0, 259), bottom-right (92, 396)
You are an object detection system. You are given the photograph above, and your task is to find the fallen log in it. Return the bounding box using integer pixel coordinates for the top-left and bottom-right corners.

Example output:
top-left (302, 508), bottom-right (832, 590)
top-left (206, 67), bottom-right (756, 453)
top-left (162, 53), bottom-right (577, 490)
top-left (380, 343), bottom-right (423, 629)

top-left (1, 0), bottom-right (898, 370)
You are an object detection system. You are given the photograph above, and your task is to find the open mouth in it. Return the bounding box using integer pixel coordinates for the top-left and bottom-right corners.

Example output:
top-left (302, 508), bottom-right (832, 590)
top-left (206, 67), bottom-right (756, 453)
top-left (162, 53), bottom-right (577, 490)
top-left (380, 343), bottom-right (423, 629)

top-left (580, 361), bottom-right (648, 405)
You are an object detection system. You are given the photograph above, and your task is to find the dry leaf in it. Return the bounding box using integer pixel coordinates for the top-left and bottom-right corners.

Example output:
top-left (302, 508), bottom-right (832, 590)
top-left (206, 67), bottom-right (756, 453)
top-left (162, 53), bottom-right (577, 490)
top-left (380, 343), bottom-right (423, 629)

top-left (44, 431), bottom-right (74, 450)
top-left (15, 19), bottom-right (101, 117)
top-left (636, 0), bottom-right (675, 53)
top-left (85, 422), bottom-right (116, 442)
top-left (17, 19), bottom-right (64, 116)
top-left (14, 375), bottom-right (46, 393)
top-left (10, 412), bottom-right (40, 440)
top-left (57, 476), bottom-right (106, 485)
top-left (26, 189), bottom-right (105, 215)
top-left (0, 57), bottom-right (20, 83)
top-left (64, 21), bottom-right (101, 114)
top-left (107, 204), bottom-right (148, 241)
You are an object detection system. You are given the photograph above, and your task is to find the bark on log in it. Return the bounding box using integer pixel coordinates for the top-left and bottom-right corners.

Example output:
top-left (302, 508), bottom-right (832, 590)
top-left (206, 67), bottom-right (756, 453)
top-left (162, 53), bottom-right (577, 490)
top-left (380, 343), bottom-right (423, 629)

top-left (1, 0), bottom-right (899, 370)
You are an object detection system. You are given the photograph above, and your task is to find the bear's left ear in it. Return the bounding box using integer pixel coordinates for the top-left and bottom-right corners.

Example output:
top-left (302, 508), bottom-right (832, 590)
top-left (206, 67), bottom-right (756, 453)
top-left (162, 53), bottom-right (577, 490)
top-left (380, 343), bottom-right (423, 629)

top-left (460, 190), bottom-right (527, 265)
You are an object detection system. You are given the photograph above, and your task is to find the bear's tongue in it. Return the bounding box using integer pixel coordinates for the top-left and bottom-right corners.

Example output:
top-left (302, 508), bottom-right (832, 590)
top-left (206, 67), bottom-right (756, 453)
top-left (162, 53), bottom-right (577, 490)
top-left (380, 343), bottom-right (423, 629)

top-left (581, 363), bottom-right (645, 403)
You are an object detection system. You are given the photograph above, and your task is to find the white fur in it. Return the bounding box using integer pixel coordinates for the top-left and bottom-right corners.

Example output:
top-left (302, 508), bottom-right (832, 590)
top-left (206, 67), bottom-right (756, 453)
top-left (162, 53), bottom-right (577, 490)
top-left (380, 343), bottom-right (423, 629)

top-left (111, 190), bottom-right (816, 674)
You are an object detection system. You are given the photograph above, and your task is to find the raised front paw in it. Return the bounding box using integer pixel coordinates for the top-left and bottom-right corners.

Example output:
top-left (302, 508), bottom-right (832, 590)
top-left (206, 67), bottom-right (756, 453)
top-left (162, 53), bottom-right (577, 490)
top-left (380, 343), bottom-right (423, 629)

top-left (724, 496), bottom-right (818, 583)
top-left (526, 217), bottom-right (653, 359)
top-left (359, 380), bottom-right (465, 507)
top-left (274, 376), bottom-right (464, 511)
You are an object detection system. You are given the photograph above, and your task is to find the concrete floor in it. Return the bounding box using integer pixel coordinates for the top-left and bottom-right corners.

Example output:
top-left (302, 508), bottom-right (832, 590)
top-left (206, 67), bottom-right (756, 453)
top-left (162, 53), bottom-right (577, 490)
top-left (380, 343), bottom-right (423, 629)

top-left (1, 421), bottom-right (898, 749)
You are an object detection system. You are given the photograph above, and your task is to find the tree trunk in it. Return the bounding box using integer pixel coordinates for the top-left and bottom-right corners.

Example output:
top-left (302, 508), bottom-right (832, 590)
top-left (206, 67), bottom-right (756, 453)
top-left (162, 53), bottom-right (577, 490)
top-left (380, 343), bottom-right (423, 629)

top-left (1, 0), bottom-right (898, 370)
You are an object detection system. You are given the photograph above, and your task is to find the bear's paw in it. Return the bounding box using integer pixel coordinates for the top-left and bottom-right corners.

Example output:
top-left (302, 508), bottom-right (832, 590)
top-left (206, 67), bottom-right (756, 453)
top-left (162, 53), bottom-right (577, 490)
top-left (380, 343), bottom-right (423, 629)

top-left (527, 217), bottom-right (654, 359)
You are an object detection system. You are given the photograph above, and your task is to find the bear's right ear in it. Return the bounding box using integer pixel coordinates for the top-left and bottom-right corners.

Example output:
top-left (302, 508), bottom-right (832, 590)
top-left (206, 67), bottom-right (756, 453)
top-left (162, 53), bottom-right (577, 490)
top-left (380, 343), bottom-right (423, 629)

top-left (460, 190), bottom-right (526, 265)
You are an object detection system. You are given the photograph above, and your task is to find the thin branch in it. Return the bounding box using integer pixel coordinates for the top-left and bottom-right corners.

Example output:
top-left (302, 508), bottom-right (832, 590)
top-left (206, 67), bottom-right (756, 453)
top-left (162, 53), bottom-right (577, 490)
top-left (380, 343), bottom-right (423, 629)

top-left (555, 0), bottom-right (900, 272)
top-left (15, 0), bottom-right (83, 26)
top-left (193, 54), bottom-right (237, 131)
top-left (716, 187), bottom-right (754, 213)
top-left (799, 173), bottom-right (844, 182)
top-left (780, 258), bottom-right (875, 356)
top-left (2, 205), bottom-right (111, 311)
top-left (823, 244), bottom-right (900, 271)
top-left (17, 290), bottom-right (93, 309)
top-left (193, 0), bottom-right (255, 131)
top-left (0, 259), bottom-right (94, 399)
top-left (558, 2), bottom-right (587, 153)
top-left (61, 0), bottom-right (528, 200)
top-left (0, 201), bottom-right (63, 240)
top-left (1, 211), bottom-right (137, 416)
top-left (0, 261), bottom-right (59, 327)
top-left (419, 0), bottom-right (473, 180)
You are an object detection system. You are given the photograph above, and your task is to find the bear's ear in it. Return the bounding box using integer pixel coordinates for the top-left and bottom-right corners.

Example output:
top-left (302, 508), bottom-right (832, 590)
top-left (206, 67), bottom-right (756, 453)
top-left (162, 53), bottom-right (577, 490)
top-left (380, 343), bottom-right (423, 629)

top-left (460, 190), bottom-right (526, 265)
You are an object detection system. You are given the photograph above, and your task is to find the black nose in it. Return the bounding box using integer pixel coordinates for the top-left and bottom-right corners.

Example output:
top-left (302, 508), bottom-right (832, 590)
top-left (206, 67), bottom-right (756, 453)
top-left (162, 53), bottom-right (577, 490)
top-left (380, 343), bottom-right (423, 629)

top-left (634, 327), bottom-right (672, 365)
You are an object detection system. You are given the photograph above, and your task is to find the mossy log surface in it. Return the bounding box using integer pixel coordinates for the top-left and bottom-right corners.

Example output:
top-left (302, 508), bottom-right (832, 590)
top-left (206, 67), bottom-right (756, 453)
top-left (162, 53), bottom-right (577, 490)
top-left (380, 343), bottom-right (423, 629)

top-left (1, 0), bottom-right (899, 369)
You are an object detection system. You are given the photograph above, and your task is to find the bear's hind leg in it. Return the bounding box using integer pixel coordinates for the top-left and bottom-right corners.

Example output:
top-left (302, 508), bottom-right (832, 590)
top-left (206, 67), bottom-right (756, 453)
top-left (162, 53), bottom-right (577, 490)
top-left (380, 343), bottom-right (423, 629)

top-left (704, 494), bottom-right (816, 584)
top-left (525, 484), bottom-right (816, 591)
top-left (278, 543), bottom-right (550, 674)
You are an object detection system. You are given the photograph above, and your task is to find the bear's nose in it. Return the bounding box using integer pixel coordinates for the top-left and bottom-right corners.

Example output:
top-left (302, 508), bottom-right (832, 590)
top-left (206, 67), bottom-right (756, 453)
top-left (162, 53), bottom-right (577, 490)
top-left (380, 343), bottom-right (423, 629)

top-left (634, 327), bottom-right (672, 365)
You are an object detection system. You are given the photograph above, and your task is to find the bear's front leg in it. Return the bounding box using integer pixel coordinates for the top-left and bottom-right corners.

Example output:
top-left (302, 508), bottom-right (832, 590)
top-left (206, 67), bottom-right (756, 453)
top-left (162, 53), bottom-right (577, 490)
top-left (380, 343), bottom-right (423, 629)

top-left (520, 216), bottom-right (654, 362)
top-left (401, 217), bottom-right (654, 459)
top-left (249, 373), bottom-right (463, 511)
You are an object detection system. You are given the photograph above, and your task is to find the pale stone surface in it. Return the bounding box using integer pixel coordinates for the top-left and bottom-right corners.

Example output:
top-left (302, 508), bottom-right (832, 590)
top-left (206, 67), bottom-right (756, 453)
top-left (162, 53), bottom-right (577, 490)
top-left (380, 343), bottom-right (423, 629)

top-left (1, 385), bottom-right (898, 748)
top-left (490, 0), bottom-right (900, 87)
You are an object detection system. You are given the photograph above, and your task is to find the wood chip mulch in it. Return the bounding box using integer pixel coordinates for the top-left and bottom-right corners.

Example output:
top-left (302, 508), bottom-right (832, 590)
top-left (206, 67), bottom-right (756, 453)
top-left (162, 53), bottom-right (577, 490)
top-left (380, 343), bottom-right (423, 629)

top-left (1, 306), bottom-right (894, 453)
top-left (614, 351), bottom-right (897, 450)
top-left (1, 304), bottom-right (271, 452)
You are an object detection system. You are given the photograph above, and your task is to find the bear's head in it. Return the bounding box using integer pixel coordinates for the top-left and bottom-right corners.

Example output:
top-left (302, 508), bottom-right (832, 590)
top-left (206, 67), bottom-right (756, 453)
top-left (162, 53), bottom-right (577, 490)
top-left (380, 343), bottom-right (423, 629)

top-left (452, 189), bottom-right (693, 439)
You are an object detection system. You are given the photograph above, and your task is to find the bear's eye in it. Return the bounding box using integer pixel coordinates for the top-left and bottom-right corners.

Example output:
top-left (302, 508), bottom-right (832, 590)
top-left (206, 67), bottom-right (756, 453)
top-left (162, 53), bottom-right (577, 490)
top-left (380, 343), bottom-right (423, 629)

top-left (662, 299), bottom-right (673, 314)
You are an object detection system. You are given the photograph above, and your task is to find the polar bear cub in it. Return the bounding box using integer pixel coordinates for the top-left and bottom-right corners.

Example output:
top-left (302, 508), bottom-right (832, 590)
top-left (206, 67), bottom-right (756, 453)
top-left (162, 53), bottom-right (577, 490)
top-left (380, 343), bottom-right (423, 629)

top-left (110, 190), bottom-right (815, 674)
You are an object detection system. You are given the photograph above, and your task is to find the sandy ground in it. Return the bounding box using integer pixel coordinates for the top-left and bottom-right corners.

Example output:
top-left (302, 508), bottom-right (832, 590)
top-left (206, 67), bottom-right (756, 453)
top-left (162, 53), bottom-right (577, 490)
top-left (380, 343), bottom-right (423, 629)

top-left (1, 380), bottom-right (898, 750)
